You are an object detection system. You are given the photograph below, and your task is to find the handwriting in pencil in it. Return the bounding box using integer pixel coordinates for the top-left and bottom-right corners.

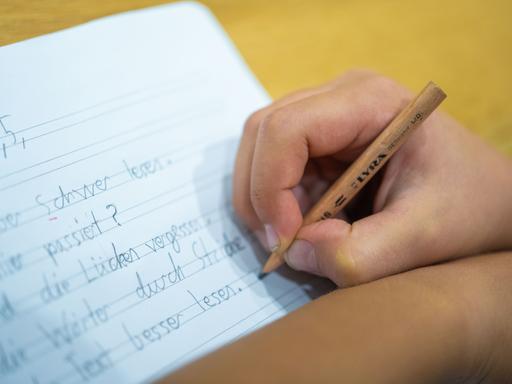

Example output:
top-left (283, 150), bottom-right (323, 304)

top-left (0, 115), bottom-right (26, 159)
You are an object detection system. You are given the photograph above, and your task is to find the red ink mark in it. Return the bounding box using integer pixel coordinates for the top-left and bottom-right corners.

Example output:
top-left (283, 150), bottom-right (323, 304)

top-left (49, 217), bottom-right (58, 221)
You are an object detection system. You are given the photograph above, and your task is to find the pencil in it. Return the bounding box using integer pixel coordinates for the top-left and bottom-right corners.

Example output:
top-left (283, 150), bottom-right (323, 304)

top-left (261, 81), bottom-right (447, 274)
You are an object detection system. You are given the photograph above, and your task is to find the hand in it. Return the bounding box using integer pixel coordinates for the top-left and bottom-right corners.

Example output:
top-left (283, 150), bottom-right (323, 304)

top-left (232, 69), bottom-right (512, 286)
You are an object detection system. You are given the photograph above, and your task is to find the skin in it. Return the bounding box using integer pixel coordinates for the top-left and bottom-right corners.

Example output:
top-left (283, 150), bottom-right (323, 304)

top-left (232, 69), bottom-right (512, 286)
top-left (164, 252), bottom-right (512, 383)
top-left (163, 70), bottom-right (512, 382)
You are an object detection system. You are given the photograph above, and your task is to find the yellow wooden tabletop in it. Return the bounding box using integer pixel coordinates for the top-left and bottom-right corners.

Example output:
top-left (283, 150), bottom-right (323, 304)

top-left (1, 0), bottom-right (510, 154)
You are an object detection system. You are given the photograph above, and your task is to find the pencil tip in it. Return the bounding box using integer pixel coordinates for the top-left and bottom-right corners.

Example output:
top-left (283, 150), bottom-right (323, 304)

top-left (257, 272), bottom-right (268, 280)
top-left (261, 251), bottom-right (284, 274)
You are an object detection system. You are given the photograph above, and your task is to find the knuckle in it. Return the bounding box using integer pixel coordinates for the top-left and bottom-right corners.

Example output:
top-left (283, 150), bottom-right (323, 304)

top-left (346, 68), bottom-right (379, 79)
top-left (370, 74), bottom-right (402, 95)
top-left (335, 236), bottom-right (364, 286)
top-left (283, 86), bottom-right (319, 99)
top-left (335, 69), bottom-right (411, 103)
top-left (332, 245), bottom-right (366, 287)
top-left (314, 220), bottom-right (368, 287)
top-left (334, 224), bottom-right (368, 287)
top-left (243, 109), bottom-right (266, 136)
top-left (259, 108), bottom-right (288, 136)
top-left (335, 68), bottom-right (379, 84)
top-left (369, 74), bottom-right (412, 103)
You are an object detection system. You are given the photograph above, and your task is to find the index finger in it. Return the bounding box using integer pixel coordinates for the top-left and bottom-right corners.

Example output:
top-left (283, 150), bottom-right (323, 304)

top-left (250, 75), bottom-right (409, 253)
top-left (232, 86), bottom-right (332, 243)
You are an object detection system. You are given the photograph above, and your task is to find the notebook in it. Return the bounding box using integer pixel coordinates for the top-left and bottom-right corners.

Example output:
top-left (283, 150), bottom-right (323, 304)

top-left (0, 2), bottom-right (331, 383)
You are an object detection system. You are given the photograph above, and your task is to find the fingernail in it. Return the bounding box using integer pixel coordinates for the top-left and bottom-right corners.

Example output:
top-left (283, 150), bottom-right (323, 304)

top-left (264, 224), bottom-right (280, 252)
top-left (284, 240), bottom-right (318, 273)
top-left (254, 229), bottom-right (269, 251)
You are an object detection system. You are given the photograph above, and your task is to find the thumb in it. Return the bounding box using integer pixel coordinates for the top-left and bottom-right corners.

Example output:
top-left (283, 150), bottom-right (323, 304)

top-left (284, 203), bottom-right (437, 287)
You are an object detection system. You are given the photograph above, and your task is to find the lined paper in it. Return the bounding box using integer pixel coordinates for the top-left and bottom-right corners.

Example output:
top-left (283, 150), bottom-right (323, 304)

top-left (0, 3), bottom-right (330, 383)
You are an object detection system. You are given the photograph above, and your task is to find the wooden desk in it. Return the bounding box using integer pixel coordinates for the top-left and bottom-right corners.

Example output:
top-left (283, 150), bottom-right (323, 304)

top-left (1, 0), bottom-right (511, 154)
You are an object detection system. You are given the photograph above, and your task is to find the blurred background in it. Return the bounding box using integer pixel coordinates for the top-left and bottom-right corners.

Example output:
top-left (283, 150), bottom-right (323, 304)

top-left (1, 0), bottom-right (510, 154)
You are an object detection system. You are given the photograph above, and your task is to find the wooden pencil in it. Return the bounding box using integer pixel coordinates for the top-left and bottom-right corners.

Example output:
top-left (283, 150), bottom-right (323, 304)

top-left (261, 81), bottom-right (447, 274)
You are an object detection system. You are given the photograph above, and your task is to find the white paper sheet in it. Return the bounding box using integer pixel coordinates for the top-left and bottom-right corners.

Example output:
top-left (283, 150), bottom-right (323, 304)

top-left (0, 3), bottom-right (331, 383)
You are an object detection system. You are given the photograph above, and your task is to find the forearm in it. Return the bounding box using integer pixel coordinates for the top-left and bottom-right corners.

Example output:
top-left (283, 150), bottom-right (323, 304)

top-left (164, 253), bottom-right (512, 383)
top-left (492, 153), bottom-right (512, 250)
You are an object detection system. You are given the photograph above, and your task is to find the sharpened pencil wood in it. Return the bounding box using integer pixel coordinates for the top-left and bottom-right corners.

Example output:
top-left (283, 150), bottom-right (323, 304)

top-left (261, 81), bottom-right (447, 274)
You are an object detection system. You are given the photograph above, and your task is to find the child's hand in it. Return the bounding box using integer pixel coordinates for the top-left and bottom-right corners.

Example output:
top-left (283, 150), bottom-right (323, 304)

top-left (232, 69), bottom-right (512, 286)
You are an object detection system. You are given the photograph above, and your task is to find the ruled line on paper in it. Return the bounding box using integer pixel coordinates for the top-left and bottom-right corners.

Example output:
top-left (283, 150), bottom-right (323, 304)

top-left (16, 204), bottom-right (233, 351)
top-left (0, 73), bottom-right (204, 143)
top-left (1, 137), bottom-right (229, 238)
top-left (5, 165), bottom-right (228, 270)
top-left (0, 4), bottom-right (326, 384)
top-left (15, 222), bottom-right (262, 368)
top-left (2, 172), bottom-right (230, 320)
top-left (12, 87), bottom-right (185, 148)
top-left (46, 270), bottom-right (307, 384)
top-left (0, 103), bottom-right (221, 188)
